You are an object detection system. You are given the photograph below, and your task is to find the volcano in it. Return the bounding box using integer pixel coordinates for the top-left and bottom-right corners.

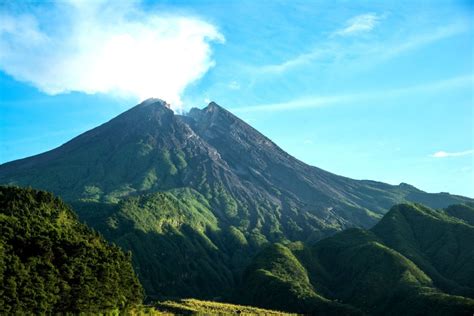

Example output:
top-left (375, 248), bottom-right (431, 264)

top-left (0, 98), bottom-right (471, 298)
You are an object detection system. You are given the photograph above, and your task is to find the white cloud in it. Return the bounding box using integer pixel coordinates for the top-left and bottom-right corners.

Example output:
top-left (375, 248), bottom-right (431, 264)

top-left (334, 13), bottom-right (382, 37)
top-left (431, 150), bottom-right (474, 158)
top-left (0, 1), bottom-right (224, 110)
top-left (232, 75), bottom-right (472, 113)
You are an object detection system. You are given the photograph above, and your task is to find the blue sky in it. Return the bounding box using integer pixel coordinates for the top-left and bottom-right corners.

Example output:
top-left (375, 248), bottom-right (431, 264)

top-left (0, 0), bottom-right (473, 197)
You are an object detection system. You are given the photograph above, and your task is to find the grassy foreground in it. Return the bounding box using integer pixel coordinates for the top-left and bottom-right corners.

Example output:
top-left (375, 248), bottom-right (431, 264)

top-left (153, 299), bottom-right (296, 315)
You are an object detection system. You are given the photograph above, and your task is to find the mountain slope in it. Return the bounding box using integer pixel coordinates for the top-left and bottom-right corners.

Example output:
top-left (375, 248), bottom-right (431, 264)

top-left (371, 203), bottom-right (474, 297)
top-left (0, 186), bottom-right (143, 314)
top-left (241, 203), bottom-right (474, 315)
top-left (0, 99), bottom-right (472, 300)
top-left (444, 203), bottom-right (474, 226)
top-left (72, 188), bottom-right (237, 299)
top-left (0, 99), bottom-right (470, 237)
top-left (239, 242), bottom-right (361, 315)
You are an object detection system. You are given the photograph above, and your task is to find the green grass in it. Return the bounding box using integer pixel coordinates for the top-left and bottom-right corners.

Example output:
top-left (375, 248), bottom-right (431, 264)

top-left (154, 298), bottom-right (296, 315)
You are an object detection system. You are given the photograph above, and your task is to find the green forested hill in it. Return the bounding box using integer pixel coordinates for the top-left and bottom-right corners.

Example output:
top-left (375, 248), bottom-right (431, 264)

top-left (73, 189), bottom-right (226, 299)
top-left (238, 242), bottom-right (362, 315)
top-left (372, 203), bottom-right (474, 297)
top-left (3, 189), bottom-right (473, 315)
top-left (73, 188), bottom-right (256, 300)
top-left (0, 185), bottom-right (304, 315)
top-left (444, 203), bottom-right (474, 226)
top-left (240, 203), bottom-right (474, 315)
top-left (0, 186), bottom-right (144, 314)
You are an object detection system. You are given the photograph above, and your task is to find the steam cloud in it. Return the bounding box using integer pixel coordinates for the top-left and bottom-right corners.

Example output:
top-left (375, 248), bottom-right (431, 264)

top-left (0, 1), bottom-right (224, 110)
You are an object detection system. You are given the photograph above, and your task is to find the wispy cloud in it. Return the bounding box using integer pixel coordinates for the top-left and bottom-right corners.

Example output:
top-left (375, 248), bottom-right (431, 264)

top-left (333, 13), bottom-right (382, 37)
top-left (258, 46), bottom-right (335, 75)
top-left (232, 75), bottom-right (472, 113)
top-left (255, 21), bottom-right (467, 75)
top-left (233, 95), bottom-right (348, 113)
top-left (379, 22), bottom-right (467, 61)
top-left (228, 81), bottom-right (240, 90)
top-left (431, 150), bottom-right (474, 158)
top-left (0, 1), bottom-right (223, 109)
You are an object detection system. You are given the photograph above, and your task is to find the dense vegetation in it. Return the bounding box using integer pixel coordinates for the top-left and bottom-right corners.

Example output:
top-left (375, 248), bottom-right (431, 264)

top-left (0, 186), bottom-right (143, 314)
top-left (238, 242), bottom-right (362, 315)
top-left (241, 203), bottom-right (474, 315)
top-left (372, 203), bottom-right (474, 297)
top-left (71, 196), bottom-right (474, 314)
top-left (72, 188), bottom-right (249, 300)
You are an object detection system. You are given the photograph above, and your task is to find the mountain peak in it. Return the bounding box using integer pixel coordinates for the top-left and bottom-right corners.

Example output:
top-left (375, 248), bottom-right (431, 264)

top-left (103, 97), bottom-right (175, 132)
top-left (138, 98), bottom-right (172, 109)
top-left (204, 102), bottom-right (242, 123)
top-left (204, 101), bottom-right (227, 114)
top-left (187, 101), bottom-right (237, 125)
top-left (206, 101), bottom-right (221, 109)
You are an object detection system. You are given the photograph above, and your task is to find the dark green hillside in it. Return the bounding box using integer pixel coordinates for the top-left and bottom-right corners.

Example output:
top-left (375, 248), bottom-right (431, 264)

top-left (372, 203), bottom-right (474, 297)
top-left (240, 203), bottom-right (474, 315)
top-left (304, 227), bottom-right (473, 315)
top-left (73, 188), bottom-right (245, 299)
top-left (0, 186), bottom-right (143, 314)
top-left (240, 243), bottom-right (361, 315)
top-left (444, 203), bottom-right (474, 226)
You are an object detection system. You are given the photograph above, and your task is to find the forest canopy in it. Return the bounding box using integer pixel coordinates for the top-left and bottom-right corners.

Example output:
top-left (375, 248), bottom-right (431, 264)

top-left (0, 186), bottom-right (144, 314)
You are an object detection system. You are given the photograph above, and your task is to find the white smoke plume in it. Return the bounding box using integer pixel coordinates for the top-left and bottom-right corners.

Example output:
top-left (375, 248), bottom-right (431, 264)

top-left (0, 0), bottom-right (224, 110)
